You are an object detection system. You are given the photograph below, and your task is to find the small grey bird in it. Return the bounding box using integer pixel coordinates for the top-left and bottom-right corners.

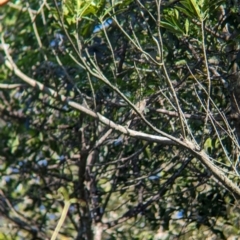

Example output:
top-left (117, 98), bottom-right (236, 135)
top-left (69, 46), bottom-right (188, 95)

top-left (126, 98), bottom-right (147, 127)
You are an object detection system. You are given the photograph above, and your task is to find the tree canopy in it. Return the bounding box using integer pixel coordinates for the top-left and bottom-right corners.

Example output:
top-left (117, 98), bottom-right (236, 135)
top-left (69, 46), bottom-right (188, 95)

top-left (0, 0), bottom-right (240, 239)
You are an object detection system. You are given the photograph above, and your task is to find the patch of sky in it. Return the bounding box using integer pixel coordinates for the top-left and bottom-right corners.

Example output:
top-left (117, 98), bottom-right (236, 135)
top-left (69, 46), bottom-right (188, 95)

top-left (93, 19), bottom-right (113, 33)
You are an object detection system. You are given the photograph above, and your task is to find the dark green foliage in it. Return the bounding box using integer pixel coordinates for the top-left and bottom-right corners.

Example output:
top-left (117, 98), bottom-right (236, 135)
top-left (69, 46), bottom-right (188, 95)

top-left (0, 0), bottom-right (240, 239)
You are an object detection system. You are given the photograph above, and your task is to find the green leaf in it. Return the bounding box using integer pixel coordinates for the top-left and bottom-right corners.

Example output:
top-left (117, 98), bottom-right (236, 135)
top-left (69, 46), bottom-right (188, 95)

top-left (178, 0), bottom-right (207, 20)
top-left (175, 59), bottom-right (187, 65)
top-left (204, 138), bottom-right (212, 153)
top-left (160, 21), bottom-right (184, 35)
top-left (190, 0), bottom-right (202, 19)
top-left (58, 186), bottom-right (69, 200)
top-left (10, 136), bottom-right (19, 154)
top-left (176, 6), bottom-right (193, 18)
top-left (185, 18), bottom-right (189, 35)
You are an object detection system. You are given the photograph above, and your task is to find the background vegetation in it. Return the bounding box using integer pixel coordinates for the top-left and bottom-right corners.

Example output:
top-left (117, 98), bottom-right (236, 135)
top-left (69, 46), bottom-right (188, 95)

top-left (0, 0), bottom-right (240, 239)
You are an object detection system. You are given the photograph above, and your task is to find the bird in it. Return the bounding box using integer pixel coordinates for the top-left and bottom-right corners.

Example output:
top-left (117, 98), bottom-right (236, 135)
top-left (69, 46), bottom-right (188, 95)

top-left (127, 98), bottom-right (147, 127)
top-left (112, 98), bottom-right (147, 146)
